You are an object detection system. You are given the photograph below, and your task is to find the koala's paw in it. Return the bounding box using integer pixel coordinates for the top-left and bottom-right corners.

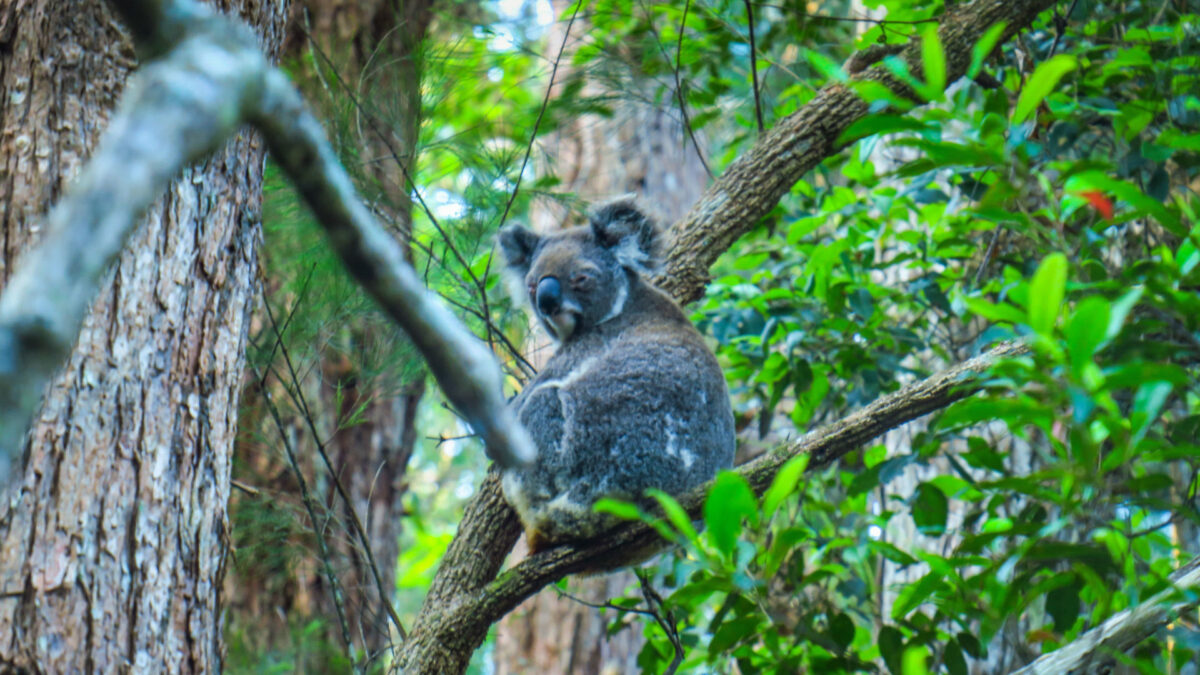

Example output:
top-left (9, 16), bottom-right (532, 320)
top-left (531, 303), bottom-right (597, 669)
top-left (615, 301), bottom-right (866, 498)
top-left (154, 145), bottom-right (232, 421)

top-left (526, 527), bottom-right (554, 555)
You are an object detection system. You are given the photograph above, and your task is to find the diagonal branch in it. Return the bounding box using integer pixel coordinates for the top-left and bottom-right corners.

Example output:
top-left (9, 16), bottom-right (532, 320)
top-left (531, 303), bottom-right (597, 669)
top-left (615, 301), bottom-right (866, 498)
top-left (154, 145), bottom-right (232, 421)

top-left (1008, 555), bottom-right (1200, 674)
top-left (396, 340), bottom-right (1029, 673)
top-left (0, 0), bottom-right (536, 484)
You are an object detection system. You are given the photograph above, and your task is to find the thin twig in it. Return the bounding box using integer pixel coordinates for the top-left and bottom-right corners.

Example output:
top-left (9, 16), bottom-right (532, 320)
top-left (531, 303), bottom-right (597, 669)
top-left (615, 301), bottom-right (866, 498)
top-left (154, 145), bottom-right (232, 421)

top-left (636, 570), bottom-right (685, 675)
top-left (672, 0), bottom-right (713, 179)
top-left (262, 297), bottom-right (409, 644)
top-left (744, 0), bottom-right (765, 133)
top-left (496, 0), bottom-right (583, 233)
top-left (252, 361), bottom-right (361, 671)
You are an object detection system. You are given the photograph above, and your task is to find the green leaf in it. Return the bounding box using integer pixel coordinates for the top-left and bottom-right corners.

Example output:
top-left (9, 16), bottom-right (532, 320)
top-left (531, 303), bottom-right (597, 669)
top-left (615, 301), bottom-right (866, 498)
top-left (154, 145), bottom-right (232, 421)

top-left (1013, 55), bottom-right (1077, 124)
top-left (1028, 252), bottom-right (1068, 335)
top-left (708, 615), bottom-right (761, 655)
top-left (829, 612), bottom-right (855, 651)
top-left (879, 625), bottom-right (905, 675)
top-left (647, 490), bottom-right (700, 544)
top-left (944, 639), bottom-right (969, 675)
top-left (920, 25), bottom-right (946, 99)
top-left (1046, 578), bottom-right (1081, 632)
top-left (804, 48), bottom-right (847, 83)
top-left (1066, 296), bottom-right (1111, 375)
top-left (969, 22), bottom-right (1008, 79)
top-left (1107, 286), bottom-right (1143, 339)
top-left (912, 483), bottom-right (948, 536)
top-left (1132, 381), bottom-right (1173, 443)
top-left (837, 115), bottom-right (929, 145)
top-left (902, 645), bottom-right (929, 675)
top-left (763, 454), bottom-right (809, 519)
top-left (704, 472), bottom-right (759, 555)
top-left (594, 498), bottom-right (643, 522)
top-left (964, 296), bottom-right (1026, 325)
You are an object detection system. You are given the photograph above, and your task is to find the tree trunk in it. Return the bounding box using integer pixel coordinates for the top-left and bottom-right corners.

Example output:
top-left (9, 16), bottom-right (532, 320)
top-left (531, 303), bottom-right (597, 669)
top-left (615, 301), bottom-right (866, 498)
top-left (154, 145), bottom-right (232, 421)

top-left (493, 4), bottom-right (709, 671)
top-left (0, 0), bottom-right (285, 670)
top-left (226, 0), bottom-right (432, 661)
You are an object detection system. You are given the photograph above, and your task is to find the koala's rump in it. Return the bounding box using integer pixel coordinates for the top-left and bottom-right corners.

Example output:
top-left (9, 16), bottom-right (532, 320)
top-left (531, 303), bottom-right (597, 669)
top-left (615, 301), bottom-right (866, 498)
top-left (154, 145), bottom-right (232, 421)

top-left (507, 333), bottom-right (734, 540)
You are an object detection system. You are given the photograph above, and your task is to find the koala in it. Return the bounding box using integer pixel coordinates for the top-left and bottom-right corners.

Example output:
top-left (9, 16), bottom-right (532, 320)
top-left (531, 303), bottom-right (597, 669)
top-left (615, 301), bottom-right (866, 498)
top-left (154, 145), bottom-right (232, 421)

top-left (497, 199), bottom-right (735, 554)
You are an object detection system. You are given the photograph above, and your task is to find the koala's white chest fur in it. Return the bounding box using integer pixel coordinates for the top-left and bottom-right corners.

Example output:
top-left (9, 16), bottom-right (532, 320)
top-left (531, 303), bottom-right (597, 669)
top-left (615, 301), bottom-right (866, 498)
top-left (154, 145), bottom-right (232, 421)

top-left (497, 200), bottom-right (735, 553)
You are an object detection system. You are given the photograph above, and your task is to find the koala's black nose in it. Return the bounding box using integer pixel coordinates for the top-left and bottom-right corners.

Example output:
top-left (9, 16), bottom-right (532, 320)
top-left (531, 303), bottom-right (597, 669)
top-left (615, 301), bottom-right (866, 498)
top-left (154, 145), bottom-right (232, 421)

top-left (536, 276), bottom-right (562, 316)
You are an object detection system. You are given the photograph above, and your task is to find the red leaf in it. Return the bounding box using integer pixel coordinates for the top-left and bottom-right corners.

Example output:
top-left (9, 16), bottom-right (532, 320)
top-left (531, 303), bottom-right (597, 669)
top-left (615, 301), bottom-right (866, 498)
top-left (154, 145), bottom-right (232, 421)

top-left (1079, 190), bottom-right (1114, 219)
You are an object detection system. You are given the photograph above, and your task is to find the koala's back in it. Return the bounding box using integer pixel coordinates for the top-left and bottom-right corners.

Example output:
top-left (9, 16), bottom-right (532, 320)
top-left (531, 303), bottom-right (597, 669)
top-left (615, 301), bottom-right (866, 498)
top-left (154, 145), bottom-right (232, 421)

top-left (503, 282), bottom-right (735, 546)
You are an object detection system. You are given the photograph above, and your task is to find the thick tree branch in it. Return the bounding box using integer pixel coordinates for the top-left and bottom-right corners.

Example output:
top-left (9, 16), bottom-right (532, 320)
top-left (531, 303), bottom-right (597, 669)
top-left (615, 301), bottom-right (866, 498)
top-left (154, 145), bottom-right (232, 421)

top-left (0, 0), bottom-right (535, 484)
top-left (396, 340), bottom-right (1029, 672)
top-left (1009, 555), bottom-right (1200, 674)
top-left (656, 0), bottom-right (1056, 305)
top-left (398, 0), bottom-right (1058, 671)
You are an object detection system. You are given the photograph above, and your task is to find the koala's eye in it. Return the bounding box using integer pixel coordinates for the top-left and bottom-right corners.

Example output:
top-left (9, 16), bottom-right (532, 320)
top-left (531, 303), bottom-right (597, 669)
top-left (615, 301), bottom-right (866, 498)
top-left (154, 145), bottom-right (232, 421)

top-left (571, 273), bottom-right (593, 288)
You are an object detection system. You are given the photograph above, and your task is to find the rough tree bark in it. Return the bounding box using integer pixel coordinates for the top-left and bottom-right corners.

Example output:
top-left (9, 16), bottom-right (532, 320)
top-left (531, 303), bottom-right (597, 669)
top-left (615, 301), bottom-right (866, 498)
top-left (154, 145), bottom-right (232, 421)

top-left (493, 2), bottom-right (710, 669)
top-left (227, 0), bottom-right (433, 659)
top-left (1009, 555), bottom-right (1200, 675)
top-left (0, 0), bottom-right (285, 670)
top-left (396, 2), bottom-right (1057, 672)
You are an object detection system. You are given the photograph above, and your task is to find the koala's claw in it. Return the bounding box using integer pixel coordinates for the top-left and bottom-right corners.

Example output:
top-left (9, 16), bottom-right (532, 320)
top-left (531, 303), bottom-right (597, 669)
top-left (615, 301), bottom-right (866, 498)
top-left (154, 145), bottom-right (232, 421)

top-left (526, 528), bottom-right (551, 555)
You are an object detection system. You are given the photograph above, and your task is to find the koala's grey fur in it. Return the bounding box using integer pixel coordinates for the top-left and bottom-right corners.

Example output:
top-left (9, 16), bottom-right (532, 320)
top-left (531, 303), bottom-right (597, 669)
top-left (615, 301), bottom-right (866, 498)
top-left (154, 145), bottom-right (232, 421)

top-left (497, 199), bottom-right (735, 552)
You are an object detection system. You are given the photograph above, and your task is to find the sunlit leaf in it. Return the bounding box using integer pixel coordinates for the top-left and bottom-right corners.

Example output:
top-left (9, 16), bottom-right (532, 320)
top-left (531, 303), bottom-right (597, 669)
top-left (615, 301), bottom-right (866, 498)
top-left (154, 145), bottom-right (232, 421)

top-left (1013, 55), bottom-right (1077, 124)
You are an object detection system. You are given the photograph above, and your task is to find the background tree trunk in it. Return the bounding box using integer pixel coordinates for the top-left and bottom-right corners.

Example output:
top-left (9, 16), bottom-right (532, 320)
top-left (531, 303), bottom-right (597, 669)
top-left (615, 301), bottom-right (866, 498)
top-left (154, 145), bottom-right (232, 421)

top-left (0, 0), bottom-right (285, 670)
top-left (226, 0), bottom-right (432, 662)
top-left (493, 4), bottom-right (709, 671)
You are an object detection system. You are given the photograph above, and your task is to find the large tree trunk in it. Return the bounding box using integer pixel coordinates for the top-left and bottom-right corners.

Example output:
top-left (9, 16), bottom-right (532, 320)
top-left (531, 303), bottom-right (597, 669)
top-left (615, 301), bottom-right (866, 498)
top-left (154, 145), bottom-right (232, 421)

top-left (493, 5), bottom-right (709, 672)
top-left (0, 0), bottom-right (285, 670)
top-left (226, 0), bottom-right (432, 661)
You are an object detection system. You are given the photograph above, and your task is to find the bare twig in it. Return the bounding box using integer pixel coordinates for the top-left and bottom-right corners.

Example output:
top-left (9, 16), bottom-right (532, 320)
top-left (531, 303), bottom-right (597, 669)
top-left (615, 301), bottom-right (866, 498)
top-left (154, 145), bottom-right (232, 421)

top-left (744, 0), bottom-right (765, 133)
top-left (672, 0), bottom-right (713, 179)
top-left (496, 0), bottom-right (583, 232)
top-left (636, 570), bottom-right (685, 675)
top-left (251, 362), bottom-right (360, 670)
top-left (262, 297), bottom-right (408, 643)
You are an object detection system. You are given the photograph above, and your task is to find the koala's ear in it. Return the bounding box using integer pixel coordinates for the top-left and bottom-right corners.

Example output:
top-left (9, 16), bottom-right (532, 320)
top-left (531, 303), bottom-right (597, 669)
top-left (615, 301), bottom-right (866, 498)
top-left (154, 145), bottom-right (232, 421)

top-left (497, 225), bottom-right (541, 276)
top-left (589, 198), bottom-right (662, 274)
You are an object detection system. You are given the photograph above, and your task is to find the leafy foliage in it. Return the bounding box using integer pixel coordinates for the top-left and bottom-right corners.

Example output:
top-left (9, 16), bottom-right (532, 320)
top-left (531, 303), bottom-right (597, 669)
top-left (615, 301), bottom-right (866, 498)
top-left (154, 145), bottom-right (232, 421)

top-left (237, 0), bottom-right (1200, 672)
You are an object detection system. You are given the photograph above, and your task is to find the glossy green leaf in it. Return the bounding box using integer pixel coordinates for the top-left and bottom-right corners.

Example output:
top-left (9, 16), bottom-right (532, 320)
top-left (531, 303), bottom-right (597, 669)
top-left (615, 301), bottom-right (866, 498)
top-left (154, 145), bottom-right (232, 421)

top-left (763, 454), bottom-right (809, 519)
top-left (1013, 55), bottom-right (1077, 124)
top-left (704, 471), bottom-right (758, 555)
top-left (968, 22), bottom-right (1008, 79)
top-left (920, 25), bottom-right (946, 99)
top-left (646, 490), bottom-right (699, 544)
top-left (912, 483), bottom-right (948, 536)
top-left (1028, 252), bottom-right (1068, 335)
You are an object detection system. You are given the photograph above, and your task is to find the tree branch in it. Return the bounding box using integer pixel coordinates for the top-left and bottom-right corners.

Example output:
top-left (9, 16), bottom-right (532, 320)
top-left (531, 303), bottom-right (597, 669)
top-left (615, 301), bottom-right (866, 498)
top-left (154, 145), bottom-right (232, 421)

top-left (397, 0), bottom-right (1058, 671)
top-left (396, 340), bottom-right (1029, 672)
top-left (0, 0), bottom-right (535, 485)
top-left (1008, 555), bottom-right (1200, 674)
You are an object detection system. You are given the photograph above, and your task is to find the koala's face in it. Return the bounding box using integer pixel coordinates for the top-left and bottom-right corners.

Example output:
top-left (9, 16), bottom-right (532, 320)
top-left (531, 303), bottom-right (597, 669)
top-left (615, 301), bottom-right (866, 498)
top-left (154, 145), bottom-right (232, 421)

top-left (505, 228), bottom-right (627, 341)
top-left (498, 200), bottom-right (660, 342)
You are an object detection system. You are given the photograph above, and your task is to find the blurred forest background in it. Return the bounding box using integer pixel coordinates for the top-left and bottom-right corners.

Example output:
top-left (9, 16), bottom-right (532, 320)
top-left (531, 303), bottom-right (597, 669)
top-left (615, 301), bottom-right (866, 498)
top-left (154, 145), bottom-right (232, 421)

top-left (1, 0), bottom-right (1197, 673)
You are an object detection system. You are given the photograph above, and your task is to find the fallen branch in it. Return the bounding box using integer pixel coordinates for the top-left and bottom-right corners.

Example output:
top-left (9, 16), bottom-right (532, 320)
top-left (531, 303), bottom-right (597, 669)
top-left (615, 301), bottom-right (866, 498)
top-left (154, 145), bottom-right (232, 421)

top-left (1009, 555), bottom-right (1200, 675)
top-left (397, 0), bottom-right (1057, 670)
top-left (0, 0), bottom-right (534, 485)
